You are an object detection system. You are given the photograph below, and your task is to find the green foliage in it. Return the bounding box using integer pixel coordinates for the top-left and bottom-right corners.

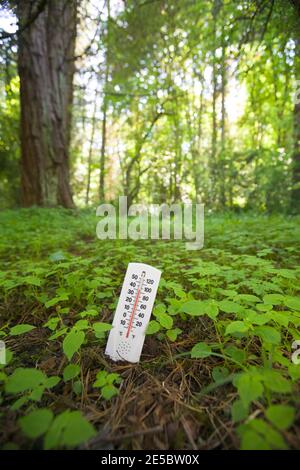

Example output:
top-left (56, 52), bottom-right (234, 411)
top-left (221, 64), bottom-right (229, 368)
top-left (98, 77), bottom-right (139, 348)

top-left (0, 75), bottom-right (20, 207)
top-left (92, 322), bottom-right (112, 339)
top-left (238, 418), bottom-right (288, 450)
top-left (93, 370), bottom-right (121, 400)
top-left (5, 368), bottom-right (47, 394)
top-left (63, 329), bottom-right (85, 361)
top-left (5, 368), bottom-right (60, 410)
top-left (43, 410), bottom-right (96, 449)
top-left (9, 324), bottom-right (36, 336)
top-left (146, 320), bottom-right (160, 334)
top-left (0, 209), bottom-right (299, 449)
top-left (155, 311), bottom-right (173, 329)
top-left (19, 409), bottom-right (54, 439)
top-left (265, 404), bottom-right (295, 431)
top-left (166, 328), bottom-right (182, 342)
top-left (63, 364), bottom-right (80, 382)
top-left (191, 342), bottom-right (212, 359)
top-left (233, 370), bottom-right (264, 407)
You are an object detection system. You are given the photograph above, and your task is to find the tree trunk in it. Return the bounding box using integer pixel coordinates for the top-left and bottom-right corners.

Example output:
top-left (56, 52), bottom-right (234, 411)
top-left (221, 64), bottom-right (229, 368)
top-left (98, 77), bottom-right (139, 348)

top-left (211, 0), bottom-right (219, 205)
top-left (86, 90), bottom-right (98, 205)
top-left (173, 100), bottom-right (182, 202)
top-left (219, 16), bottom-right (227, 208)
top-left (99, 0), bottom-right (110, 202)
top-left (291, 37), bottom-right (300, 212)
top-left (17, 0), bottom-right (76, 207)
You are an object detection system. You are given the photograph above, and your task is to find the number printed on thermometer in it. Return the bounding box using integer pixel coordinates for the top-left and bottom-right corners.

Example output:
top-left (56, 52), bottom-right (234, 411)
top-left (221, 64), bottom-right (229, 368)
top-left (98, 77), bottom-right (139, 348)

top-left (105, 263), bottom-right (161, 363)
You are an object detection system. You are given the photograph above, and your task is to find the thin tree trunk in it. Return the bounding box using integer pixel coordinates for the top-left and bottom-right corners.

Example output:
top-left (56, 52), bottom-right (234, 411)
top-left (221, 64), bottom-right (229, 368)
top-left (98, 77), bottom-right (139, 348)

top-left (85, 91), bottom-right (98, 205)
top-left (291, 37), bottom-right (300, 212)
top-left (219, 17), bottom-right (227, 208)
top-left (99, 92), bottom-right (107, 202)
top-left (18, 0), bottom-right (76, 207)
top-left (211, 0), bottom-right (219, 204)
top-left (99, 0), bottom-right (110, 202)
top-left (195, 84), bottom-right (204, 202)
top-left (173, 100), bottom-right (182, 202)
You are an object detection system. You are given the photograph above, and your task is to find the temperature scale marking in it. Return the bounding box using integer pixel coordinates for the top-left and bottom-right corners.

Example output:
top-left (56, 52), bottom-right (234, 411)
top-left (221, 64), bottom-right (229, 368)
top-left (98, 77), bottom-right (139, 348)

top-left (126, 270), bottom-right (145, 338)
top-left (105, 263), bottom-right (161, 363)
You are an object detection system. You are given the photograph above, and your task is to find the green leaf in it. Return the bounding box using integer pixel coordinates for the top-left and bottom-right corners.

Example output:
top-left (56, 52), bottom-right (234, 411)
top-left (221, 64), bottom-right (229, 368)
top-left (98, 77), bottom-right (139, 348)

top-left (19, 409), bottom-right (53, 439)
top-left (272, 312), bottom-right (289, 327)
top-left (247, 419), bottom-right (288, 449)
top-left (153, 304), bottom-right (166, 316)
top-left (44, 411), bottom-right (96, 449)
top-left (266, 405), bottom-right (295, 430)
top-left (63, 364), bottom-right (80, 382)
top-left (234, 371), bottom-right (263, 407)
top-left (239, 429), bottom-right (271, 450)
top-left (45, 293), bottom-right (68, 308)
top-left (225, 321), bottom-right (249, 336)
top-left (218, 300), bottom-right (242, 314)
top-left (101, 384), bottom-right (119, 400)
top-left (284, 297), bottom-right (300, 311)
top-left (180, 300), bottom-right (205, 316)
top-left (23, 276), bottom-right (41, 287)
top-left (80, 309), bottom-right (98, 318)
top-left (231, 399), bottom-right (249, 423)
top-left (166, 328), bottom-right (182, 342)
top-left (11, 396), bottom-right (29, 411)
top-left (44, 411), bottom-right (69, 449)
top-left (288, 364), bottom-right (300, 381)
top-left (5, 368), bottom-right (46, 394)
top-left (62, 412), bottom-right (96, 447)
top-left (234, 294), bottom-right (260, 303)
top-left (256, 303), bottom-right (273, 312)
top-left (146, 320), bottom-right (160, 335)
top-left (29, 385), bottom-right (45, 401)
top-left (92, 322), bottom-right (113, 334)
top-left (253, 326), bottom-right (281, 345)
top-left (191, 342), bottom-right (212, 359)
top-left (9, 324), bottom-right (36, 336)
top-left (73, 380), bottom-right (82, 395)
top-left (106, 373), bottom-right (121, 385)
top-left (48, 327), bottom-right (68, 341)
top-left (93, 370), bottom-right (108, 388)
top-left (63, 329), bottom-right (85, 361)
top-left (202, 300), bottom-right (219, 319)
top-left (156, 311), bottom-right (173, 329)
top-left (277, 269), bottom-right (296, 279)
top-left (263, 294), bottom-right (284, 305)
top-left (44, 376), bottom-right (60, 388)
top-left (245, 311), bottom-right (271, 325)
top-left (74, 320), bottom-right (89, 331)
top-left (43, 317), bottom-right (60, 331)
top-left (212, 366), bottom-right (229, 382)
top-left (262, 370), bottom-right (292, 393)
top-left (225, 345), bottom-right (246, 363)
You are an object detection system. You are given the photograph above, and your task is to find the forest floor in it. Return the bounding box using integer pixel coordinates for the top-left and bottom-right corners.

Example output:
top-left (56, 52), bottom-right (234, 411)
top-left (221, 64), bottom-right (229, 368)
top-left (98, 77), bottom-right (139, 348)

top-left (0, 208), bottom-right (300, 450)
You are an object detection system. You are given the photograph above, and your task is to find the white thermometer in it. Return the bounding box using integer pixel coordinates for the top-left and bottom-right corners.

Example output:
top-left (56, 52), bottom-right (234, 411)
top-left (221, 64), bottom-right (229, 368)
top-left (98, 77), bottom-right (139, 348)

top-left (105, 263), bottom-right (161, 363)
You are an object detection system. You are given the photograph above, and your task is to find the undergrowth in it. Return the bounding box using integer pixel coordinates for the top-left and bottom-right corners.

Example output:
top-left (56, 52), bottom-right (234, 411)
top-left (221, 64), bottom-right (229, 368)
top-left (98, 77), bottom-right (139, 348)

top-left (0, 208), bottom-right (300, 449)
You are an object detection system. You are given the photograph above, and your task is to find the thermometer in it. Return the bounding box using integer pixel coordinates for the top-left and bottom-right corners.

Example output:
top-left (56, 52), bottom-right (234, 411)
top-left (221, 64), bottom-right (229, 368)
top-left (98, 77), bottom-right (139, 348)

top-left (105, 263), bottom-right (161, 363)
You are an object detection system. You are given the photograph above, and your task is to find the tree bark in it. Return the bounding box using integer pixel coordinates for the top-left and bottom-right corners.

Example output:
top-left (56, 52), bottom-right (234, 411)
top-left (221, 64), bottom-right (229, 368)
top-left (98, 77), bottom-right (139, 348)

top-left (291, 37), bottom-right (300, 212)
top-left (211, 0), bottom-right (220, 204)
top-left (219, 15), bottom-right (227, 208)
top-left (17, 0), bottom-right (76, 207)
top-left (99, 0), bottom-right (110, 202)
top-left (86, 90), bottom-right (98, 205)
